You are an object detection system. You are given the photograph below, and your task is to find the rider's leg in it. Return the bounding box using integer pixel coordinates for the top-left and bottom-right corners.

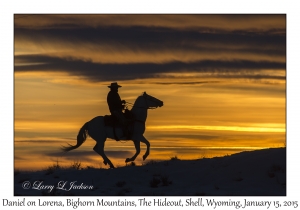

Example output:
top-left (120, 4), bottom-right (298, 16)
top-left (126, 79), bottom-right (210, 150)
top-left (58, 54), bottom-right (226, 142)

top-left (112, 110), bottom-right (130, 138)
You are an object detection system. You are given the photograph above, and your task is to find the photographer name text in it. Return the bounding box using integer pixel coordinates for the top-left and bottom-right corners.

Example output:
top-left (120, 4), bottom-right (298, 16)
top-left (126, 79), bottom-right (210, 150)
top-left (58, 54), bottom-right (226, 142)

top-left (22, 180), bottom-right (93, 192)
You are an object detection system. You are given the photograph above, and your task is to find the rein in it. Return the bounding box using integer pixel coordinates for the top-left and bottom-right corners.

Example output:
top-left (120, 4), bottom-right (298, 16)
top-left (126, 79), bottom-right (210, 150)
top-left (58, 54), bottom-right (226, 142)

top-left (143, 94), bottom-right (160, 109)
top-left (126, 95), bottom-right (159, 110)
top-left (125, 95), bottom-right (159, 125)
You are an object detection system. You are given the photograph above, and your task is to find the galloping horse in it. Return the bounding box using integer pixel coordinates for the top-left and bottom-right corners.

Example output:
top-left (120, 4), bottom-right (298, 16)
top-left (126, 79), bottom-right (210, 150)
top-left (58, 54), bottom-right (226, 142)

top-left (62, 92), bottom-right (163, 168)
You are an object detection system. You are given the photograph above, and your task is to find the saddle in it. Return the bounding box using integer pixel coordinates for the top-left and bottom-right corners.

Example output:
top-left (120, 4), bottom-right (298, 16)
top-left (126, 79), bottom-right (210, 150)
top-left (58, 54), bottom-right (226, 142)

top-left (104, 109), bottom-right (135, 141)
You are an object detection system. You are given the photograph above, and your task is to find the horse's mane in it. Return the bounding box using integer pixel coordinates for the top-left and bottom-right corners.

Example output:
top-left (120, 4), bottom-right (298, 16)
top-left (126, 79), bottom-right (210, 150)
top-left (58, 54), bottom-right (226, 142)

top-left (133, 95), bottom-right (143, 106)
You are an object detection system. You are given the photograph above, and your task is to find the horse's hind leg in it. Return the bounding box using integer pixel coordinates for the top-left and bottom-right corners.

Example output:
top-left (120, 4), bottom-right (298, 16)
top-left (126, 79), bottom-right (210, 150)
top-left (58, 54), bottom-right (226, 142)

top-left (93, 141), bottom-right (115, 169)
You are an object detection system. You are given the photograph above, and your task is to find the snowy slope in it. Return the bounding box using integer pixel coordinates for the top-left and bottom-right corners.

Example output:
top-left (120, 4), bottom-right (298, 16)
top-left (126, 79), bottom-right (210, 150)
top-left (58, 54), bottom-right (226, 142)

top-left (14, 148), bottom-right (286, 196)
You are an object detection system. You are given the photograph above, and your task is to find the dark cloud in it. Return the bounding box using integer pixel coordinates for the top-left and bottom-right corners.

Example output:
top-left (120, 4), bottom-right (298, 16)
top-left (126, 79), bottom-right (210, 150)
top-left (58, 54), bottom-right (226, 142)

top-left (15, 16), bottom-right (286, 83)
top-left (154, 81), bottom-right (221, 85)
top-left (14, 26), bottom-right (286, 56)
top-left (14, 156), bottom-right (27, 160)
top-left (15, 140), bottom-right (70, 144)
top-left (15, 54), bottom-right (286, 82)
top-left (149, 133), bottom-right (220, 141)
top-left (47, 150), bottom-right (133, 159)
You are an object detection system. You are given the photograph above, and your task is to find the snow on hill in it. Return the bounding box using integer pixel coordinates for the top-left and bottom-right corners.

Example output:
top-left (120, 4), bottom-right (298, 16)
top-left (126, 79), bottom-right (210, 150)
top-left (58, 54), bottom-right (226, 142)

top-left (14, 148), bottom-right (286, 196)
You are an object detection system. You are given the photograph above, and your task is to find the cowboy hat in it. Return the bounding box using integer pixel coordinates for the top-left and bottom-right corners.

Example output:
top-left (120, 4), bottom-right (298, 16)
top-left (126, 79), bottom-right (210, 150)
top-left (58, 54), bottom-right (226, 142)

top-left (108, 82), bottom-right (122, 88)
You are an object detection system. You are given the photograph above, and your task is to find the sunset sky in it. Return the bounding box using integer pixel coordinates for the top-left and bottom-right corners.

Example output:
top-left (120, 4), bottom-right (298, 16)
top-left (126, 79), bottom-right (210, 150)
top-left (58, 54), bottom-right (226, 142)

top-left (14, 14), bottom-right (286, 170)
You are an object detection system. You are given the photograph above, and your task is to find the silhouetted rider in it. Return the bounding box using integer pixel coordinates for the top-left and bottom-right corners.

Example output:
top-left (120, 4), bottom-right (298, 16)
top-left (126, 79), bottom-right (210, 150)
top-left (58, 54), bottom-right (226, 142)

top-left (107, 82), bottom-right (127, 125)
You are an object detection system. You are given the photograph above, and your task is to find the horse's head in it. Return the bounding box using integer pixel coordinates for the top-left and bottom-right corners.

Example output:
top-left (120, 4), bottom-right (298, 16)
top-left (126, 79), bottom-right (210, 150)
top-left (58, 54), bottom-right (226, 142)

top-left (142, 92), bottom-right (163, 109)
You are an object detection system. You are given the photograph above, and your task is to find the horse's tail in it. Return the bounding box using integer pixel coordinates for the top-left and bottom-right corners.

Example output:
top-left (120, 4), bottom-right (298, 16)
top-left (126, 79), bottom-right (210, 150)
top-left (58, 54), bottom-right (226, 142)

top-left (62, 122), bottom-right (89, 152)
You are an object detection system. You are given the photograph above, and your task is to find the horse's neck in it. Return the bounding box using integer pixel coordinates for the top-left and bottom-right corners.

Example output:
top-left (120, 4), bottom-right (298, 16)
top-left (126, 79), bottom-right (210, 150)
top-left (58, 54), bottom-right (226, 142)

top-left (131, 97), bottom-right (148, 122)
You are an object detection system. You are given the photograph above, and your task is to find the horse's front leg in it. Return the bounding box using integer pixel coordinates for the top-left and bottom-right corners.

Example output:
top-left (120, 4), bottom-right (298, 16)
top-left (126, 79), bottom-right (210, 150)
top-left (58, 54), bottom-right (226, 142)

top-left (139, 136), bottom-right (150, 161)
top-left (93, 142), bottom-right (115, 169)
top-left (125, 139), bottom-right (140, 163)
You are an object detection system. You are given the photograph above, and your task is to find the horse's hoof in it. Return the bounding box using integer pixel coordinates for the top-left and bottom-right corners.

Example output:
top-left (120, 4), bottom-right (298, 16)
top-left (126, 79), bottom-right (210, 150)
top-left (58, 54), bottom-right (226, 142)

top-left (103, 160), bottom-right (107, 165)
top-left (143, 155), bottom-right (148, 160)
top-left (109, 165), bottom-right (115, 169)
top-left (125, 158), bottom-right (131, 163)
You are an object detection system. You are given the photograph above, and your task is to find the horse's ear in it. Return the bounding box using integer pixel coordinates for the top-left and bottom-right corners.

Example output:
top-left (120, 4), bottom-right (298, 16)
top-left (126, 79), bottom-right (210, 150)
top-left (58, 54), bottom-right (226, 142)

top-left (143, 91), bottom-right (146, 95)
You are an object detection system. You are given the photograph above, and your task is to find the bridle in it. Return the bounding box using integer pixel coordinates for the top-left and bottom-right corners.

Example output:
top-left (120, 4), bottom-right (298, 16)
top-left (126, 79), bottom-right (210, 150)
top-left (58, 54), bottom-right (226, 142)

top-left (126, 93), bottom-right (162, 110)
top-left (124, 93), bottom-right (162, 125)
top-left (142, 94), bottom-right (161, 109)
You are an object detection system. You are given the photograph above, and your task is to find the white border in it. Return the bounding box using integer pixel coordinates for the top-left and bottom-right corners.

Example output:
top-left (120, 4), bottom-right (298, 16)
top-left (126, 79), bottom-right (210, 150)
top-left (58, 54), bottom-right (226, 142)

top-left (1, 0), bottom-right (299, 209)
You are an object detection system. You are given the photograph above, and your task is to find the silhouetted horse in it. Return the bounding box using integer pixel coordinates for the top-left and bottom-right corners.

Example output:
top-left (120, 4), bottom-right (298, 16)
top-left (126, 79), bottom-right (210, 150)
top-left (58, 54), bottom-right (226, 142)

top-left (62, 92), bottom-right (163, 168)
